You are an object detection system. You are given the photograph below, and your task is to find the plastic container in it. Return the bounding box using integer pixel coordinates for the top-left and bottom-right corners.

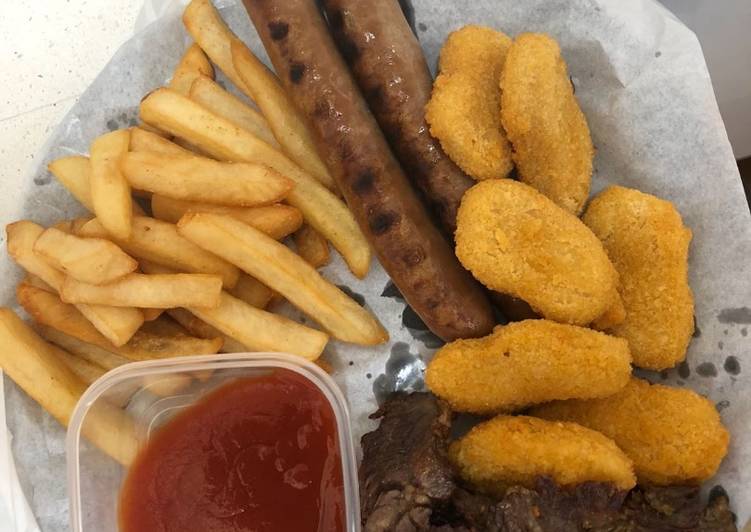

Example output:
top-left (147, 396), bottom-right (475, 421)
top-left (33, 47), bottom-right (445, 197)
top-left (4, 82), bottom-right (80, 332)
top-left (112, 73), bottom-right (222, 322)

top-left (66, 353), bottom-right (361, 532)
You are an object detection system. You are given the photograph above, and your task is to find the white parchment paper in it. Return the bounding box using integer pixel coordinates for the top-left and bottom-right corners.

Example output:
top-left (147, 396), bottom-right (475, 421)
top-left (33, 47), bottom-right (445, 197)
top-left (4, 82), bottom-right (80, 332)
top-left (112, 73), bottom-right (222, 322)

top-left (1, 1), bottom-right (749, 530)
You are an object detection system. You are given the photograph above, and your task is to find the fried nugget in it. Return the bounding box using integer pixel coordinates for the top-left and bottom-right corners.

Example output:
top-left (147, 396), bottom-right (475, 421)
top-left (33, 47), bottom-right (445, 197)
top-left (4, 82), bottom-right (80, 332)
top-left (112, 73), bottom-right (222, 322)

top-left (450, 415), bottom-right (636, 496)
top-left (426, 319), bottom-right (631, 414)
top-left (532, 377), bottom-right (729, 485)
top-left (500, 33), bottom-right (593, 215)
top-left (583, 186), bottom-right (694, 370)
top-left (455, 179), bottom-right (621, 325)
top-left (425, 25), bottom-right (513, 180)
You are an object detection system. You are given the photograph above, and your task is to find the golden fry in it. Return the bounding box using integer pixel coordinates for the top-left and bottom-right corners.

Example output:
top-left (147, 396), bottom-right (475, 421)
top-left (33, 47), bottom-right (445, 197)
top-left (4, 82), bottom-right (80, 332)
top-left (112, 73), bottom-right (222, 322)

top-left (294, 224), bottom-right (330, 268)
top-left (61, 273), bottom-right (222, 309)
top-left (7, 221), bottom-right (143, 346)
top-left (139, 88), bottom-right (370, 278)
top-left (53, 347), bottom-right (106, 385)
top-left (48, 155), bottom-right (145, 216)
top-left (151, 195), bottom-right (302, 240)
top-left (184, 0), bottom-right (334, 190)
top-left (169, 42), bottom-right (214, 95)
top-left (19, 283), bottom-right (222, 362)
top-left (78, 217), bottom-right (239, 289)
top-left (183, 0), bottom-right (248, 92)
top-left (129, 127), bottom-right (193, 157)
top-left (89, 129), bottom-right (133, 239)
top-left (228, 273), bottom-right (273, 309)
top-left (139, 315), bottom-right (189, 336)
top-left (166, 308), bottom-right (247, 354)
top-left (121, 151), bottom-right (292, 206)
top-left (189, 291), bottom-right (328, 360)
top-left (426, 320), bottom-right (631, 414)
top-left (177, 212), bottom-right (387, 345)
top-left (230, 40), bottom-right (336, 190)
top-left (0, 309), bottom-right (137, 465)
top-left (48, 156), bottom-right (95, 210)
top-left (532, 378), bottom-right (729, 485)
top-left (36, 324), bottom-right (128, 370)
top-left (34, 227), bottom-right (137, 285)
top-left (189, 75), bottom-right (278, 147)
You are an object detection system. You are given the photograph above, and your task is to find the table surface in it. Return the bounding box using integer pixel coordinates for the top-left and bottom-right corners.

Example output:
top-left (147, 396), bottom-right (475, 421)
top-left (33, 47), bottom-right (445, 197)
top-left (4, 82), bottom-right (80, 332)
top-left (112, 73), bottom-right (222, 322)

top-left (0, 0), bottom-right (142, 232)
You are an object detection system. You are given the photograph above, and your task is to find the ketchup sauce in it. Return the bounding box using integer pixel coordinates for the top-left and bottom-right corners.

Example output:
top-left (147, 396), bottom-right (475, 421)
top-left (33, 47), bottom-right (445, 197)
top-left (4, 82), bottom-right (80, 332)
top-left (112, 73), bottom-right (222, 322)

top-left (119, 370), bottom-right (345, 532)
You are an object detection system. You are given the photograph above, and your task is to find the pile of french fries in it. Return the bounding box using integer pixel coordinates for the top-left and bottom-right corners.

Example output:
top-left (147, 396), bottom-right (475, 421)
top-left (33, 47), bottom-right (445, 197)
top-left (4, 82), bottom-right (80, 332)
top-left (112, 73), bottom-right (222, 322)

top-left (0, 0), bottom-right (388, 463)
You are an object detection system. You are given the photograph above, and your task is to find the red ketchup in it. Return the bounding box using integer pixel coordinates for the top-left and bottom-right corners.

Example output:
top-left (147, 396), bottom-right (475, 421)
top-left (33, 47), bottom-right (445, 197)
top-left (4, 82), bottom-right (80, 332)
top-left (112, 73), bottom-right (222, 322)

top-left (119, 370), bottom-right (345, 532)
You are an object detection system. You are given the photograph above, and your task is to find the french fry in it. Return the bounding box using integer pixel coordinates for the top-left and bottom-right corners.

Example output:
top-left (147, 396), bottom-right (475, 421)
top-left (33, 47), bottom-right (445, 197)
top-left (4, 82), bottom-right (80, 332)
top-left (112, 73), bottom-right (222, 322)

top-left (178, 213), bottom-right (387, 345)
top-left (189, 291), bottom-right (328, 360)
top-left (48, 156), bottom-right (95, 210)
top-left (294, 224), bottom-right (331, 268)
top-left (48, 156), bottom-right (145, 216)
top-left (169, 42), bottom-right (214, 95)
top-left (121, 151), bottom-right (292, 206)
top-left (182, 0), bottom-right (248, 94)
top-left (140, 88), bottom-right (371, 278)
top-left (37, 325), bottom-right (195, 398)
top-left (24, 274), bottom-right (55, 292)
top-left (0, 309), bottom-right (138, 465)
top-left (230, 40), bottom-right (336, 190)
top-left (139, 315), bottom-right (188, 336)
top-left (33, 227), bottom-right (138, 285)
top-left (54, 346), bottom-right (107, 385)
top-left (49, 347), bottom-right (140, 407)
top-left (166, 308), bottom-right (247, 354)
top-left (89, 130), bottom-right (133, 240)
top-left (188, 75), bottom-right (278, 147)
top-left (151, 195), bottom-right (302, 240)
top-left (20, 284), bottom-right (222, 361)
top-left (36, 324), bottom-right (129, 370)
top-left (140, 308), bottom-right (164, 321)
top-left (182, 0), bottom-right (335, 189)
top-left (129, 127), bottom-right (194, 157)
top-left (61, 273), bottom-right (222, 309)
top-left (228, 273), bottom-right (273, 309)
top-left (78, 217), bottom-right (239, 288)
top-left (7, 221), bottom-right (143, 346)
top-left (71, 218), bottom-right (92, 233)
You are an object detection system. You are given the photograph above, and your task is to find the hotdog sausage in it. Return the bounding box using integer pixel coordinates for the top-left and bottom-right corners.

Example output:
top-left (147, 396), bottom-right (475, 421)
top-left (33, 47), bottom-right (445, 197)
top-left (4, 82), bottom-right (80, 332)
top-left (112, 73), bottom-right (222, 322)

top-left (242, 0), bottom-right (495, 341)
top-left (319, 0), bottom-right (538, 323)
top-left (321, 0), bottom-right (474, 237)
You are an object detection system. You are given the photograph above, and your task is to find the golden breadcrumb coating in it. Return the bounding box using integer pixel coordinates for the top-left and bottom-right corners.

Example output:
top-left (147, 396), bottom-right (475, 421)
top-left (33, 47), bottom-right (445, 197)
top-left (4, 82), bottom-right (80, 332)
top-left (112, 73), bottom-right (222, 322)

top-left (425, 25), bottom-right (513, 180)
top-left (450, 415), bottom-right (636, 496)
top-left (500, 33), bottom-right (593, 214)
top-left (426, 320), bottom-right (631, 414)
top-left (455, 179), bottom-right (621, 325)
top-left (582, 186), bottom-right (694, 370)
top-left (531, 377), bottom-right (729, 485)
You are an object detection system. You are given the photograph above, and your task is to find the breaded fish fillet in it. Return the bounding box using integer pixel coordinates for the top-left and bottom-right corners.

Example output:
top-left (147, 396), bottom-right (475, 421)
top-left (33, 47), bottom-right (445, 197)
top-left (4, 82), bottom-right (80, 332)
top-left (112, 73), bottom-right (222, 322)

top-left (500, 33), bottom-right (593, 215)
top-left (425, 25), bottom-right (513, 180)
top-left (455, 179), bottom-right (622, 325)
top-left (450, 415), bottom-right (636, 496)
top-left (583, 186), bottom-right (694, 370)
top-left (531, 377), bottom-right (729, 485)
top-left (426, 319), bottom-right (631, 414)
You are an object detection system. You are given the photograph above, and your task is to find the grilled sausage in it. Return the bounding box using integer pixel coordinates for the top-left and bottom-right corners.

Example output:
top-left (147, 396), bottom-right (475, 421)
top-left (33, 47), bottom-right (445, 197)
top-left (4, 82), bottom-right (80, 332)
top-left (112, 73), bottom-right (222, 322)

top-left (319, 1), bottom-right (538, 323)
top-left (242, 0), bottom-right (495, 341)
top-left (321, 0), bottom-right (474, 237)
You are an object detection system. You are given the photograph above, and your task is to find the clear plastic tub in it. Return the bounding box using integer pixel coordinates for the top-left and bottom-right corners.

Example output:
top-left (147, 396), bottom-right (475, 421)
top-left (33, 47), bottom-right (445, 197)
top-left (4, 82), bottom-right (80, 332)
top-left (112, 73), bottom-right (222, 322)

top-left (66, 353), bottom-right (361, 532)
